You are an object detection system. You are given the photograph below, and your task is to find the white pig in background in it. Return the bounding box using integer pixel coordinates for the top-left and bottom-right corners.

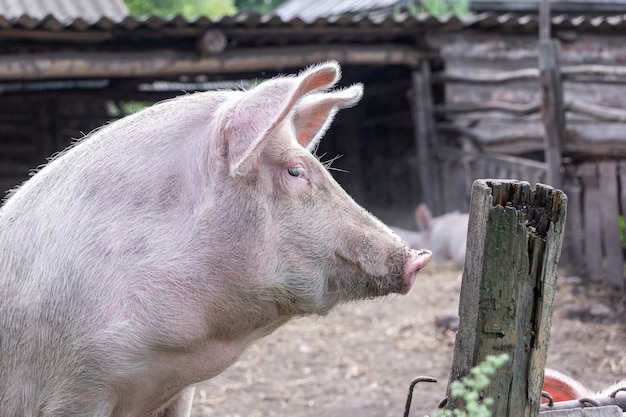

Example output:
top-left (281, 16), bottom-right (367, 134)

top-left (415, 203), bottom-right (468, 269)
top-left (0, 62), bottom-right (432, 417)
top-left (392, 204), bottom-right (469, 269)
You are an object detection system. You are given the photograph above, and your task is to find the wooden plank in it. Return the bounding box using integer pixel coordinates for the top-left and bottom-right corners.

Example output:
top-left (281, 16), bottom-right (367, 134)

top-left (620, 161), bottom-right (626, 285)
top-left (0, 44), bottom-right (423, 81)
top-left (447, 180), bottom-right (567, 417)
top-left (580, 163), bottom-right (604, 281)
top-left (619, 161), bottom-right (626, 290)
top-left (598, 162), bottom-right (625, 291)
top-left (441, 157), bottom-right (458, 213)
top-left (411, 61), bottom-right (438, 213)
top-left (433, 65), bottom-right (626, 85)
top-left (432, 68), bottom-right (540, 84)
top-left (538, 40), bottom-right (565, 189)
top-left (454, 159), bottom-right (470, 212)
top-left (539, 0), bottom-right (551, 41)
top-left (561, 165), bottom-right (584, 272)
top-left (456, 159), bottom-right (471, 212)
top-left (436, 98), bottom-right (626, 122)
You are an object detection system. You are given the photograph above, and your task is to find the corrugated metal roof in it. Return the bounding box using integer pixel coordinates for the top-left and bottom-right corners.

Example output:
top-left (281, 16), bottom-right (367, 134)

top-left (272, 0), bottom-right (399, 21)
top-left (274, 0), bottom-right (626, 20)
top-left (2, 8), bottom-right (626, 37)
top-left (0, 0), bottom-right (129, 23)
top-left (472, 0), bottom-right (626, 13)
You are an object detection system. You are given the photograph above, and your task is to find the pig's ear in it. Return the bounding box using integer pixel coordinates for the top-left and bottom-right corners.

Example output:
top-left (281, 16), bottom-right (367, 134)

top-left (415, 203), bottom-right (434, 232)
top-left (293, 84), bottom-right (363, 150)
top-left (224, 61), bottom-right (341, 176)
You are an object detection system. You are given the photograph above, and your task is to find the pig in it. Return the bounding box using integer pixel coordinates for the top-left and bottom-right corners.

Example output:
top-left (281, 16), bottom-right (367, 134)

top-left (392, 204), bottom-right (468, 269)
top-left (415, 203), bottom-right (468, 269)
top-left (542, 368), bottom-right (626, 403)
top-left (0, 61), bottom-right (432, 417)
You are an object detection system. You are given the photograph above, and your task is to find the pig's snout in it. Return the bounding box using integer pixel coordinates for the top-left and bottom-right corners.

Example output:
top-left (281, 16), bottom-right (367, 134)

top-left (401, 249), bottom-right (432, 294)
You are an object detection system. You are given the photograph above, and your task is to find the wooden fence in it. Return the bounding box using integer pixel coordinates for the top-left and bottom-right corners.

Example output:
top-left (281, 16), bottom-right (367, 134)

top-left (413, 45), bottom-right (626, 292)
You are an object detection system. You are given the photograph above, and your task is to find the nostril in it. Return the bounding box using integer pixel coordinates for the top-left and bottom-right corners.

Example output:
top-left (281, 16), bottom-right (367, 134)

top-left (400, 249), bottom-right (432, 295)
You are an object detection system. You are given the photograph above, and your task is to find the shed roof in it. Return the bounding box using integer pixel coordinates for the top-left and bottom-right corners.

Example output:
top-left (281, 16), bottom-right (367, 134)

top-left (272, 0), bottom-right (399, 21)
top-left (274, 0), bottom-right (626, 20)
top-left (0, 0), bottom-right (129, 23)
top-left (3, 11), bottom-right (626, 39)
top-left (3, 2), bottom-right (626, 85)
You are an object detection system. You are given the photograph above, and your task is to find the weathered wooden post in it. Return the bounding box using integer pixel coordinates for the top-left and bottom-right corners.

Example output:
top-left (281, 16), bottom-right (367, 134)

top-left (538, 0), bottom-right (565, 190)
top-left (446, 179), bottom-right (567, 417)
top-left (412, 59), bottom-right (439, 213)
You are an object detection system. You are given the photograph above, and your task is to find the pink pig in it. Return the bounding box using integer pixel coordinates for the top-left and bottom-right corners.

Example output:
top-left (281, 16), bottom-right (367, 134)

top-left (0, 62), bottom-right (431, 417)
top-left (392, 204), bottom-right (468, 269)
top-left (415, 203), bottom-right (468, 269)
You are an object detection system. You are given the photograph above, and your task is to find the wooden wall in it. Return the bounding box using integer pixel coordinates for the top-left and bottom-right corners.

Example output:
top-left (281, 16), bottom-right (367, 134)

top-left (0, 93), bottom-right (110, 197)
top-left (425, 30), bottom-right (626, 291)
top-left (319, 65), bottom-right (423, 229)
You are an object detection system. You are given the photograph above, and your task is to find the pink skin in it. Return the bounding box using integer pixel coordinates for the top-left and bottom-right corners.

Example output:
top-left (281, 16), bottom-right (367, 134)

top-left (401, 252), bottom-right (432, 294)
top-left (0, 61), bottom-right (431, 417)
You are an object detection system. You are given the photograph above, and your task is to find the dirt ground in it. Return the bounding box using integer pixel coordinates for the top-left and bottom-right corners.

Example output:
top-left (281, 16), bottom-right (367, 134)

top-left (190, 262), bottom-right (625, 417)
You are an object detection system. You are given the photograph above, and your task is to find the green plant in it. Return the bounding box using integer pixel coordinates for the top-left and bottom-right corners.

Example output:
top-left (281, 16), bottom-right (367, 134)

top-left (124, 0), bottom-right (236, 18)
top-left (395, 0), bottom-right (470, 18)
top-left (435, 353), bottom-right (510, 417)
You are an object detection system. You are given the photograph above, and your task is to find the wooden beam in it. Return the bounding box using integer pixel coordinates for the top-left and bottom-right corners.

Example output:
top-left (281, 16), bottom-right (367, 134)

top-left (0, 44), bottom-right (423, 81)
top-left (436, 98), bottom-right (626, 121)
top-left (580, 163), bottom-right (604, 281)
top-left (539, 40), bottom-right (565, 189)
top-left (598, 162), bottom-right (625, 291)
top-left (539, 0), bottom-right (551, 41)
top-left (0, 25), bottom-right (425, 44)
top-left (434, 64), bottom-right (626, 85)
top-left (411, 60), bottom-right (438, 213)
top-left (432, 68), bottom-right (540, 84)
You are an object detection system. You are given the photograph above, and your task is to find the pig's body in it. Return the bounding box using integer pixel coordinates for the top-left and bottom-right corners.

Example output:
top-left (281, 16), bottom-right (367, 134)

top-left (392, 204), bottom-right (468, 269)
top-left (0, 62), bottom-right (431, 417)
top-left (415, 204), bottom-right (468, 269)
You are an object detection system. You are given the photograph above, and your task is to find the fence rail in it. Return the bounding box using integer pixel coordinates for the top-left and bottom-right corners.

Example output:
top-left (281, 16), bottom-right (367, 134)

top-left (432, 64), bottom-right (626, 84)
top-left (435, 99), bottom-right (626, 122)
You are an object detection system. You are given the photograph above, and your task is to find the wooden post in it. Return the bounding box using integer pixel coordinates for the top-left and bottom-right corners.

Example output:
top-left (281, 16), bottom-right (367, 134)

top-left (412, 59), bottom-right (438, 213)
top-left (446, 179), bottom-right (568, 417)
top-left (539, 0), bottom-right (551, 41)
top-left (539, 41), bottom-right (565, 190)
top-left (538, 0), bottom-right (565, 190)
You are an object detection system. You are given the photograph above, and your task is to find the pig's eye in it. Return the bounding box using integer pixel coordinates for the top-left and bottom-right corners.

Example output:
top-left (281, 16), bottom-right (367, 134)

top-left (287, 166), bottom-right (305, 177)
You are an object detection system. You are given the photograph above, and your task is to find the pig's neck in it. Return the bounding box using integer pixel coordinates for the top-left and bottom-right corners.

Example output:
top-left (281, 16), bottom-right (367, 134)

top-left (204, 282), bottom-right (295, 341)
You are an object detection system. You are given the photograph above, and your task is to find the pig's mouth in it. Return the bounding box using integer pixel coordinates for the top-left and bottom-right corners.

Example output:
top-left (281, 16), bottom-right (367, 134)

top-left (333, 249), bottom-right (432, 300)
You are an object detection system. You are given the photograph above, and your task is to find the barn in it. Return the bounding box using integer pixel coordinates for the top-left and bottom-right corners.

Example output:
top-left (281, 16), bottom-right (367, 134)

top-left (2, 0), bottom-right (626, 290)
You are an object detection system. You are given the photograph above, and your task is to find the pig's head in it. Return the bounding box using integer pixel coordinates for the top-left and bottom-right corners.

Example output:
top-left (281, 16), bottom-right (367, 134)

top-left (200, 61), bottom-right (432, 318)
